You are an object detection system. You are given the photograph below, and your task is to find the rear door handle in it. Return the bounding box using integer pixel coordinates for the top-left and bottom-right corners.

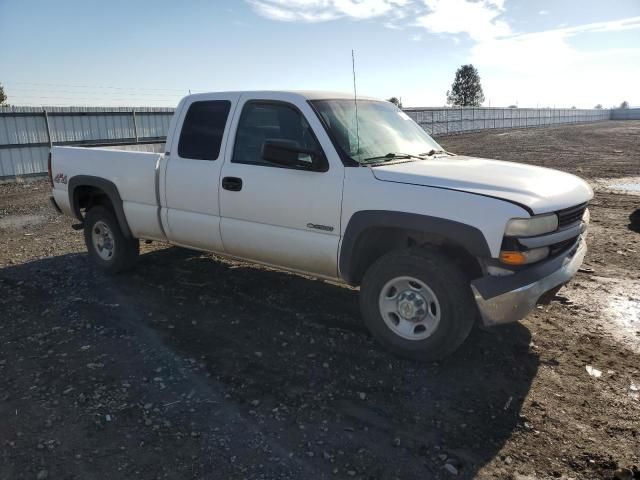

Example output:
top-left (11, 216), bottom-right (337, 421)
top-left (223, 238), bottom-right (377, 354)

top-left (222, 176), bottom-right (243, 191)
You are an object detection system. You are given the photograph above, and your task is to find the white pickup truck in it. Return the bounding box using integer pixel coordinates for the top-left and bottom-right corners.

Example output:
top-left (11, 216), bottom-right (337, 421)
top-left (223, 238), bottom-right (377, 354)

top-left (50, 91), bottom-right (592, 361)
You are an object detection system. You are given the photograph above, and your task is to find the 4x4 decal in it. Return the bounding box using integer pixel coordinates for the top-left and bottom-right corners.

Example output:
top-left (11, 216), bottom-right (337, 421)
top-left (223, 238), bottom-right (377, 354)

top-left (54, 173), bottom-right (68, 184)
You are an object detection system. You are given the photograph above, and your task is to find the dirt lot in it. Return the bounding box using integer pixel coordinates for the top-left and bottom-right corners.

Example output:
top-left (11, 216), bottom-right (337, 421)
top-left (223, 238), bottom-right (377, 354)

top-left (1, 121), bottom-right (639, 480)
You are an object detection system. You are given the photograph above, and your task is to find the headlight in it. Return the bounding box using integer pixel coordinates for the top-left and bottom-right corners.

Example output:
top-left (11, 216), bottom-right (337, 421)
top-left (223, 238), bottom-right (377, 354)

top-left (505, 213), bottom-right (558, 237)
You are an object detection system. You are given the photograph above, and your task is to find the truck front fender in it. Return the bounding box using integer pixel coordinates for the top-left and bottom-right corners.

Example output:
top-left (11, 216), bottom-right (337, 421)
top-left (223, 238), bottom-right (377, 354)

top-left (339, 210), bottom-right (491, 285)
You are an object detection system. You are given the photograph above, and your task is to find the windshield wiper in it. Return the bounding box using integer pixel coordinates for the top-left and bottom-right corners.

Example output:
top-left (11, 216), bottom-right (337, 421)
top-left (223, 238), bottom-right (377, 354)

top-left (420, 149), bottom-right (454, 156)
top-left (361, 152), bottom-right (425, 164)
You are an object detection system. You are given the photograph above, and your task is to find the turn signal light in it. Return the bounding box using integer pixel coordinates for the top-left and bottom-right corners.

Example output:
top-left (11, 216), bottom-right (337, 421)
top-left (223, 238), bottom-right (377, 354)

top-left (499, 251), bottom-right (527, 265)
top-left (500, 246), bottom-right (550, 265)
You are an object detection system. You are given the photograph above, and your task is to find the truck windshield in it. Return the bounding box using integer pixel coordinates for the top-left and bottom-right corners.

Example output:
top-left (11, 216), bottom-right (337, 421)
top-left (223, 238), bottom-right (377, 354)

top-left (310, 99), bottom-right (443, 164)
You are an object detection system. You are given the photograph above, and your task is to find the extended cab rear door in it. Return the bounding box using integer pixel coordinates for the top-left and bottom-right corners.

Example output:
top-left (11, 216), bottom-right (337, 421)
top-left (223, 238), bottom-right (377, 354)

top-left (218, 93), bottom-right (344, 278)
top-left (163, 93), bottom-right (239, 251)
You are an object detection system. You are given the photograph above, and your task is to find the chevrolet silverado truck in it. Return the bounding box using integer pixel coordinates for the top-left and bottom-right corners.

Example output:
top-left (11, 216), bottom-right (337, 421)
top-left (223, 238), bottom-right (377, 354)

top-left (49, 91), bottom-right (592, 361)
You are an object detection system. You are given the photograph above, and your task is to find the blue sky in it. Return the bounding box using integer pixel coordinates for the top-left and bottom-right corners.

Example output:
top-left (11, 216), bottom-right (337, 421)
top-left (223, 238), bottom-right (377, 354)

top-left (0, 0), bottom-right (638, 108)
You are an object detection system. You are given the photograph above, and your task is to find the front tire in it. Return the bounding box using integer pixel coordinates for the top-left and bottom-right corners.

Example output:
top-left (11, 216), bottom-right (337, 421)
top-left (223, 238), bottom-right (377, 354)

top-left (83, 206), bottom-right (139, 273)
top-left (360, 248), bottom-right (476, 361)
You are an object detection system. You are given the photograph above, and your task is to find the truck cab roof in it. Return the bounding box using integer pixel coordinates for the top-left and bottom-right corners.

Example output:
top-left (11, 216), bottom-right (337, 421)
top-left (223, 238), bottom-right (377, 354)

top-left (181, 90), bottom-right (381, 103)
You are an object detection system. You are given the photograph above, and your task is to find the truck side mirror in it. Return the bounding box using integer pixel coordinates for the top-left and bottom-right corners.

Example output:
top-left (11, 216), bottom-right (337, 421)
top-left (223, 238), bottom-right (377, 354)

top-left (261, 139), bottom-right (321, 170)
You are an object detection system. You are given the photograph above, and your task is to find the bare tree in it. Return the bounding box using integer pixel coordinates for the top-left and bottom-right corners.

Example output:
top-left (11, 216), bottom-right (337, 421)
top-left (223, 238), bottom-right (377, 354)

top-left (620, 100), bottom-right (629, 109)
top-left (446, 64), bottom-right (485, 107)
top-left (387, 97), bottom-right (403, 108)
top-left (594, 104), bottom-right (603, 109)
top-left (0, 83), bottom-right (7, 106)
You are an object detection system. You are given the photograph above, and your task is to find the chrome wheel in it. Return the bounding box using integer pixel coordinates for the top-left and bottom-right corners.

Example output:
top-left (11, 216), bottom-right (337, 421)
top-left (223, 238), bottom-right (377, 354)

top-left (91, 220), bottom-right (115, 261)
top-left (378, 276), bottom-right (441, 341)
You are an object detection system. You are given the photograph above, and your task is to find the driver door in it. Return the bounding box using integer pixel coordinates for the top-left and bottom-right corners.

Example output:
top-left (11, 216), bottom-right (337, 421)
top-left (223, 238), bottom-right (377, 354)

top-left (219, 95), bottom-right (343, 278)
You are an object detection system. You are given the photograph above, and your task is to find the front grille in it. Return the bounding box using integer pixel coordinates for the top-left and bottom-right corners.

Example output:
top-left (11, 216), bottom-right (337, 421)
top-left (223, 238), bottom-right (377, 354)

top-left (556, 202), bottom-right (587, 229)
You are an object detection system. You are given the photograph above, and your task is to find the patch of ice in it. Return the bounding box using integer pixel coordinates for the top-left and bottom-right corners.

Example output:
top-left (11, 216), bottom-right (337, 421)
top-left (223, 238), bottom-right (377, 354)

top-left (610, 183), bottom-right (640, 193)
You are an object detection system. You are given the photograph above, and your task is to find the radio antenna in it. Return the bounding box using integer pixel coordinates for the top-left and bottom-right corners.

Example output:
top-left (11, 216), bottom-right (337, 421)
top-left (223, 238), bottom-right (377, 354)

top-left (351, 49), bottom-right (360, 157)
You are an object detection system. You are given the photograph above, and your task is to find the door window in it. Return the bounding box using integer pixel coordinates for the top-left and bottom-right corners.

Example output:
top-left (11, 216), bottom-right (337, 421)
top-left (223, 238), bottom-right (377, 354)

top-left (232, 102), bottom-right (324, 168)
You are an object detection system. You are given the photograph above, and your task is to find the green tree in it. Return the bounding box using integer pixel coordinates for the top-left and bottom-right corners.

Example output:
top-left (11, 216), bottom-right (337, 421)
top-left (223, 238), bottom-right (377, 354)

top-left (0, 83), bottom-right (7, 105)
top-left (446, 64), bottom-right (485, 107)
top-left (387, 97), bottom-right (403, 108)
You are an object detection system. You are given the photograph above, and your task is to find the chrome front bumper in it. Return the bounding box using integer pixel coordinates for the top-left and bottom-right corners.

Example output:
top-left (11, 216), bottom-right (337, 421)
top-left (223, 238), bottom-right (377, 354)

top-left (471, 238), bottom-right (587, 326)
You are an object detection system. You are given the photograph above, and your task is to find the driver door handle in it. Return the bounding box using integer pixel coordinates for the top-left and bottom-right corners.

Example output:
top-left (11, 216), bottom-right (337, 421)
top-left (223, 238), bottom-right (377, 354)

top-left (222, 177), bottom-right (243, 192)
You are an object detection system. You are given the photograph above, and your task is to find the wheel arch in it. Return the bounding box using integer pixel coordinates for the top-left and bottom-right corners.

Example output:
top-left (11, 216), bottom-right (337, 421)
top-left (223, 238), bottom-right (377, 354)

top-left (68, 175), bottom-right (133, 239)
top-left (339, 210), bottom-right (490, 285)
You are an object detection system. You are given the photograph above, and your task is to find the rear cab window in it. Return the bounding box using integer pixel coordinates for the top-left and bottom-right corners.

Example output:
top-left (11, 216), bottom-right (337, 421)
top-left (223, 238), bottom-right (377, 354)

top-left (178, 100), bottom-right (231, 160)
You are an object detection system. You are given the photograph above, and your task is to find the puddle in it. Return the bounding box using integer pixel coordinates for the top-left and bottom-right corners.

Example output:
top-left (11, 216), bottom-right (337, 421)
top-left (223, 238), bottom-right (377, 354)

top-left (564, 277), bottom-right (640, 353)
top-left (609, 294), bottom-right (640, 333)
top-left (591, 176), bottom-right (640, 195)
top-left (600, 287), bottom-right (640, 353)
top-left (0, 214), bottom-right (46, 231)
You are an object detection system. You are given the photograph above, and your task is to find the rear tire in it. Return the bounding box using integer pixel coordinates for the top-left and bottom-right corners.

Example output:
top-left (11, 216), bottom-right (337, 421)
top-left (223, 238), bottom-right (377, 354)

top-left (83, 206), bottom-right (139, 273)
top-left (360, 248), bottom-right (476, 361)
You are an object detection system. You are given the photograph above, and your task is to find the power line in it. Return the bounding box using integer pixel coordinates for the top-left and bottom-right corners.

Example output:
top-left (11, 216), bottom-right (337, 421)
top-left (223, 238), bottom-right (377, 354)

top-left (2, 81), bottom-right (206, 107)
top-left (6, 102), bottom-right (176, 107)
top-left (3, 80), bottom-right (194, 92)
top-left (11, 95), bottom-right (179, 102)
top-left (7, 87), bottom-right (186, 98)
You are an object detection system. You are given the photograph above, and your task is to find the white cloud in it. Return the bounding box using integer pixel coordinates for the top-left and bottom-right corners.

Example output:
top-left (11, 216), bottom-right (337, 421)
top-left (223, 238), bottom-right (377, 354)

top-left (247, 0), bottom-right (639, 43)
top-left (470, 17), bottom-right (640, 106)
top-left (414, 0), bottom-right (510, 41)
top-left (247, 0), bottom-right (411, 23)
top-left (247, 0), bottom-right (510, 41)
top-left (246, 0), bottom-right (640, 106)
top-left (471, 17), bottom-right (640, 73)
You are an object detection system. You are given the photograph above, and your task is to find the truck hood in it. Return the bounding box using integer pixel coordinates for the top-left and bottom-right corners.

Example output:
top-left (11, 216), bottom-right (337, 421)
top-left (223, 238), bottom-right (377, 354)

top-left (370, 156), bottom-right (593, 214)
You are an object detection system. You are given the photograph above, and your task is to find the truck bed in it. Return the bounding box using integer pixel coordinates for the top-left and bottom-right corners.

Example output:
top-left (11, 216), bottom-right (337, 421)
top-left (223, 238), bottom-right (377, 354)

top-left (51, 146), bottom-right (165, 240)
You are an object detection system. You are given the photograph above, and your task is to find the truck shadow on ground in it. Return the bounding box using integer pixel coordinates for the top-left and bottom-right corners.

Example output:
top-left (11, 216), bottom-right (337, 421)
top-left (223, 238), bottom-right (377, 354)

top-left (1, 246), bottom-right (539, 479)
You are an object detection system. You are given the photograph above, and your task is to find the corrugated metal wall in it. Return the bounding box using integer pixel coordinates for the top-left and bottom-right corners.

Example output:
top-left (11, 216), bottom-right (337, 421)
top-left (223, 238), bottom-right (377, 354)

top-left (0, 104), bottom-right (626, 180)
top-left (0, 106), bottom-right (173, 178)
top-left (610, 108), bottom-right (640, 120)
top-left (404, 107), bottom-right (611, 136)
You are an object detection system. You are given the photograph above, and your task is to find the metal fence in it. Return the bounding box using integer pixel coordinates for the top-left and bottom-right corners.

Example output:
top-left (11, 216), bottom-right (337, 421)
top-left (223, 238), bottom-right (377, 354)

top-left (0, 104), bottom-right (627, 180)
top-left (611, 108), bottom-right (640, 120)
top-left (404, 107), bottom-right (610, 136)
top-left (0, 106), bottom-right (173, 179)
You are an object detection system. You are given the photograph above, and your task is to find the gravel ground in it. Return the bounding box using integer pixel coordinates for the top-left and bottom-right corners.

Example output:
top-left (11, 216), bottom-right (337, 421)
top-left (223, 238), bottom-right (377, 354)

top-left (1, 121), bottom-right (639, 480)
